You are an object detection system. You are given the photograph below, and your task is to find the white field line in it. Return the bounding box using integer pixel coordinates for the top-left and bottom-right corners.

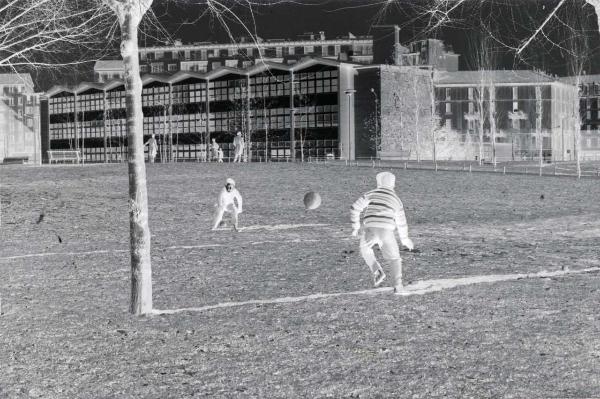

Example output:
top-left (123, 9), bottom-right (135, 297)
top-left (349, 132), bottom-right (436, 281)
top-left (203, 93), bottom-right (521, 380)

top-left (0, 224), bottom-right (337, 262)
top-left (239, 223), bottom-right (329, 231)
top-left (152, 267), bottom-right (600, 315)
top-left (0, 234), bottom-right (333, 262)
top-left (0, 249), bottom-right (129, 261)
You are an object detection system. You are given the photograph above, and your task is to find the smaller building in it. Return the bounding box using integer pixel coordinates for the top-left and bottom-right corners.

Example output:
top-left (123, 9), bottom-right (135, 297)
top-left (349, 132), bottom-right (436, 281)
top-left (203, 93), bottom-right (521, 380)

top-left (94, 31), bottom-right (373, 82)
top-left (434, 70), bottom-right (579, 162)
top-left (0, 73), bottom-right (41, 164)
top-left (561, 74), bottom-right (600, 161)
top-left (94, 60), bottom-right (126, 83)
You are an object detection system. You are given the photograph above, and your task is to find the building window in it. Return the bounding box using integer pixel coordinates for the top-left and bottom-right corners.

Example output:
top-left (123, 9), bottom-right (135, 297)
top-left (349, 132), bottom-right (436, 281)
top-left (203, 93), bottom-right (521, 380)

top-left (151, 63), bottom-right (164, 73)
top-left (140, 65), bottom-right (149, 73)
top-left (304, 45), bottom-right (314, 54)
top-left (445, 102), bottom-right (451, 114)
top-left (168, 64), bottom-right (178, 72)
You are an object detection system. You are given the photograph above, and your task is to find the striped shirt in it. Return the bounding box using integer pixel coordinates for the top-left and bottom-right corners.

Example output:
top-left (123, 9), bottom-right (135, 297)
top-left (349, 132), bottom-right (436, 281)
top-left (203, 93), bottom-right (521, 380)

top-left (350, 188), bottom-right (409, 238)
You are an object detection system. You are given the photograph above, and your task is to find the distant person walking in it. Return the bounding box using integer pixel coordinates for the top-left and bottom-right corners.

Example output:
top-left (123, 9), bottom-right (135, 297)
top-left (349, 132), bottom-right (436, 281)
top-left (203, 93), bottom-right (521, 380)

top-left (350, 172), bottom-right (414, 293)
top-left (217, 148), bottom-right (224, 163)
top-left (144, 134), bottom-right (158, 163)
top-left (212, 177), bottom-right (243, 231)
top-left (210, 138), bottom-right (220, 162)
top-left (233, 131), bottom-right (245, 163)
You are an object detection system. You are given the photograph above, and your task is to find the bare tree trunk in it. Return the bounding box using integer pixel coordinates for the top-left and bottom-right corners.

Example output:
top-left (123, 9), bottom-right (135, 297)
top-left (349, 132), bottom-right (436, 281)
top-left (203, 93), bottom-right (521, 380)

top-left (103, 91), bottom-right (108, 163)
top-left (290, 71), bottom-right (296, 161)
top-left (168, 84), bottom-right (173, 162)
top-left (246, 76), bottom-right (251, 162)
top-left (74, 94), bottom-right (80, 151)
top-left (477, 86), bottom-right (484, 165)
top-left (106, 0), bottom-right (153, 315)
top-left (413, 76), bottom-right (420, 162)
top-left (430, 74), bottom-right (437, 164)
top-left (536, 86), bottom-right (543, 174)
top-left (163, 106), bottom-right (168, 162)
top-left (489, 83), bottom-right (497, 167)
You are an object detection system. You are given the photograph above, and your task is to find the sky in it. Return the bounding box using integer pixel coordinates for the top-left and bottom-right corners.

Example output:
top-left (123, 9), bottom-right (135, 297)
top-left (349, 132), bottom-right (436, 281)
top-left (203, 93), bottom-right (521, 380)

top-left (147, 0), bottom-right (600, 74)
top-left (27, 0), bottom-right (600, 90)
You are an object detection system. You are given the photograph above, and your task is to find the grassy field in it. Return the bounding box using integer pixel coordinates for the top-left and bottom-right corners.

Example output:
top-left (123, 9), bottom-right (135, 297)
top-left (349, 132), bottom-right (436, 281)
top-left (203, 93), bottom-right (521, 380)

top-left (1, 162), bottom-right (599, 398)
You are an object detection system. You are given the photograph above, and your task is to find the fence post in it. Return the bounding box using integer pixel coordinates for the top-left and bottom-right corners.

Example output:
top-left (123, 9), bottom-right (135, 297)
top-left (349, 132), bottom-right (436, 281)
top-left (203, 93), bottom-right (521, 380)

top-left (372, 159), bottom-right (375, 168)
top-left (469, 164), bottom-right (472, 173)
top-left (554, 164), bottom-right (556, 176)
top-left (404, 162), bottom-right (407, 170)
top-left (539, 165), bottom-right (542, 177)
top-left (435, 162), bottom-right (438, 172)
top-left (525, 167), bottom-right (528, 175)
top-left (503, 166), bottom-right (506, 175)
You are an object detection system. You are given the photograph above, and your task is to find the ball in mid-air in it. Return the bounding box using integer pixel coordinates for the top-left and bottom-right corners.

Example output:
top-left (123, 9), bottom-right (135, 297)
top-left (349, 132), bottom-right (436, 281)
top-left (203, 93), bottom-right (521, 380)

top-left (303, 191), bottom-right (321, 210)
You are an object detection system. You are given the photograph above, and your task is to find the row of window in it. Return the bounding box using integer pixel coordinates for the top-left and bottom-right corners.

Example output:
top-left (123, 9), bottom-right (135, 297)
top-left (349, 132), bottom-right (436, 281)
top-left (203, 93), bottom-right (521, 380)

top-left (51, 86), bottom-right (339, 112)
top-left (141, 44), bottom-right (371, 61)
top-left (59, 140), bottom-right (340, 162)
top-left (52, 110), bottom-right (339, 139)
top-left (50, 121), bottom-right (128, 140)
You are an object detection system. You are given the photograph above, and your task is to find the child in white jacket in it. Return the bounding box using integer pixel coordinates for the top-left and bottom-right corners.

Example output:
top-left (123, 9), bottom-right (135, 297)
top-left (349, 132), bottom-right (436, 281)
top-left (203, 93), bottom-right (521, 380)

top-left (212, 178), bottom-right (243, 231)
top-left (350, 172), bottom-right (414, 293)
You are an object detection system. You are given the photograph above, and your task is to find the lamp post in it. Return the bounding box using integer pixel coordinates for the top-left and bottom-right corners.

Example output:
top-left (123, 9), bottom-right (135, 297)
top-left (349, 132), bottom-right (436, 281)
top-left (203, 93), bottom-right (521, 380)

top-left (290, 107), bottom-right (297, 160)
top-left (370, 88), bottom-right (379, 158)
top-left (344, 89), bottom-right (356, 161)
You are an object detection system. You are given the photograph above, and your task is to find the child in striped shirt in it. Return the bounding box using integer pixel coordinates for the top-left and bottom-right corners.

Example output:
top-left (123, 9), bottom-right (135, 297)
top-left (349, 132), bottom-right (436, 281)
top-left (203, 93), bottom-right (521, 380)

top-left (351, 172), bottom-right (414, 293)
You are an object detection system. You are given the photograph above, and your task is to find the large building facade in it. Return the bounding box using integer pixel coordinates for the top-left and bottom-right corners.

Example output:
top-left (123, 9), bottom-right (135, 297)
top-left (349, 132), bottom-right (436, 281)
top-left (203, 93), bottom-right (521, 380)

top-left (46, 58), bottom-right (355, 163)
top-left (0, 74), bottom-right (41, 164)
top-left (48, 29), bottom-right (585, 164)
top-left (44, 59), bottom-right (582, 164)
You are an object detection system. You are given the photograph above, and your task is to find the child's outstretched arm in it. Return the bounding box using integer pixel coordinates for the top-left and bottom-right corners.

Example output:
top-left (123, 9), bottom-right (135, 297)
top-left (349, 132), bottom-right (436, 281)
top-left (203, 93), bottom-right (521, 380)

top-left (395, 204), bottom-right (413, 250)
top-left (350, 195), bottom-right (369, 236)
top-left (235, 190), bottom-right (243, 213)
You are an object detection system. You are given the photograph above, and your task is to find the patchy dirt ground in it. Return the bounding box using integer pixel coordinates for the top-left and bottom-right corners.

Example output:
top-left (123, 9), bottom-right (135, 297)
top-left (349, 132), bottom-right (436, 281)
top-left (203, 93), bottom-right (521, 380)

top-left (1, 162), bottom-right (599, 398)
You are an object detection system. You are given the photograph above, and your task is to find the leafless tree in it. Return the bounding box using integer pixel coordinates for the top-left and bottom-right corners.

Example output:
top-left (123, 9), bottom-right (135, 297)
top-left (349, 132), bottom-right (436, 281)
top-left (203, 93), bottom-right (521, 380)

top-left (0, 0), bottom-right (114, 71)
top-left (558, 3), bottom-right (594, 178)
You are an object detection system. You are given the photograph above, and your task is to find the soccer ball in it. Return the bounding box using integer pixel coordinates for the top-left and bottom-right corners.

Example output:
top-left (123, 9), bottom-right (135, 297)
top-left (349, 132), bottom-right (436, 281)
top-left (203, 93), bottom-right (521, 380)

top-left (303, 191), bottom-right (321, 210)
